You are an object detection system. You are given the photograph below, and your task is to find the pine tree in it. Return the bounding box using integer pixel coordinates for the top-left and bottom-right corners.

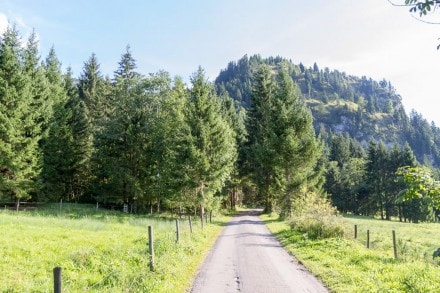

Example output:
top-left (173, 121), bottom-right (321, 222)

top-left (0, 26), bottom-right (40, 208)
top-left (94, 48), bottom-right (144, 206)
top-left (147, 75), bottom-right (192, 212)
top-left (40, 48), bottom-right (74, 201)
top-left (245, 64), bottom-right (277, 212)
top-left (184, 68), bottom-right (237, 215)
top-left (273, 67), bottom-right (322, 217)
top-left (76, 53), bottom-right (104, 198)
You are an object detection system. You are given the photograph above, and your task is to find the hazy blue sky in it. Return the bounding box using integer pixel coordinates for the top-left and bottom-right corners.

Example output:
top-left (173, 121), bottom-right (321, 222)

top-left (1, 0), bottom-right (439, 124)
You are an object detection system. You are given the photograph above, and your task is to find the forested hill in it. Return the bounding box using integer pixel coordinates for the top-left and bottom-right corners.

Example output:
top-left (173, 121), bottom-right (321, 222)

top-left (215, 55), bottom-right (440, 167)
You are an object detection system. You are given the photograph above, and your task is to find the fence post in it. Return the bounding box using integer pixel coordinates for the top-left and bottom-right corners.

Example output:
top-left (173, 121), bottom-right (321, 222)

top-left (392, 230), bottom-right (398, 260)
top-left (189, 216), bottom-right (193, 234)
top-left (148, 226), bottom-right (155, 271)
top-left (53, 267), bottom-right (62, 293)
top-left (210, 211), bottom-right (212, 223)
top-left (354, 225), bottom-right (357, 239)
top-left (176, 219), bottom-right (180, 243)
top-left (367, 230), bottom-right (370, 249)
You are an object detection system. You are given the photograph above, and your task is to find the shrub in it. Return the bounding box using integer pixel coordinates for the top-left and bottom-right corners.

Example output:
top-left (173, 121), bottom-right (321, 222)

top-left (289, 192), bottom-right (346, 239)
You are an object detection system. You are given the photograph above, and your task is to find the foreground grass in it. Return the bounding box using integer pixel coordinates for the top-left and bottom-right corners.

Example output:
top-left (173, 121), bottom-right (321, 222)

top-left (262, 213), bottom-right (440, 292)
top-left (0, 204), bottom-right (229, 292)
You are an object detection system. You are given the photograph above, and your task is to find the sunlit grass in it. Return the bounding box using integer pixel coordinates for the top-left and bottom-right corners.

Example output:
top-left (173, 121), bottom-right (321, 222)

top-left (0, 204), bottom-right (229, 292)
top-left (261, 213), bottom-right (440, 292)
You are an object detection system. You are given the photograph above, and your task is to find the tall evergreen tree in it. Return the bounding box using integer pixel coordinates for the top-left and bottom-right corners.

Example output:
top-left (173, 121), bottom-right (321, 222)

top-left (273, 67), bottom-right (322, 217)
top-left (0, 26), bottom-right (39, 208)
top-left (40, 48), bottom-right (74, 201)
top-left (184, 68), bottom-right (237, 215)
top-left (246, 64), bottom-right (278, 212)
top-left (75, 53), bottom-right (104, 198)
top-left (94, 48), bottom-right (145, 206)
top-left (146, 75), bottom-right (192, 212)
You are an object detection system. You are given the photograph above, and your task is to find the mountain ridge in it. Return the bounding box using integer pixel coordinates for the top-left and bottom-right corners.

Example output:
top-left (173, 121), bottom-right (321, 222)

top-left (214, 54), bottom-right (440, 167)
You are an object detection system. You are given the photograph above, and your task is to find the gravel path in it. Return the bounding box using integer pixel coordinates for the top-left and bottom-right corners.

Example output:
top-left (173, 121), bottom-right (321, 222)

top-left (190, 209), bottom-right (328, 293)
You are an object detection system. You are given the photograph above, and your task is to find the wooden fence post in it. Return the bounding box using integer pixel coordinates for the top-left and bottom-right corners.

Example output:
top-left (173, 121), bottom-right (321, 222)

top-left (148, 226), bottom-right (155, 271)
top-left (176, 219), bottom-right (180, 243)
top-left (392, 230), bottom-right (398, 260)
top-left (53, 267), bottom-right (62, 293)
top-left (189, 216), bottom-right (193, 234)
top-left (367, 230), bottom-right (370, 249)
top-left (354, 225), bottom-right (357, 239)
top-left (210, 211), bottom-right (212, 223)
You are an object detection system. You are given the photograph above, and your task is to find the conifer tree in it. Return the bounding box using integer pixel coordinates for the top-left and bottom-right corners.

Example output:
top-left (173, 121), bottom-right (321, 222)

top-left (40, 48), bottom-right (74, 201)
top-left (0, 26), bottom-right (39, 208)
top-left (246, 65), bottom-right (278, 212)
top-left (146, 75), bottom-right (192, 212)
top-left (273, 67), bottom-right (322, 217)
top-left (184, 68), bottom-right (237, 215)
top-left (76, 53), bottom-right (104, 197)
top-left (94, 47), bottom-right (149, 208)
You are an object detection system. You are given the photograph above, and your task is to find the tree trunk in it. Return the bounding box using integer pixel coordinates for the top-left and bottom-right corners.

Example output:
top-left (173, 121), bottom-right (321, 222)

top-left (15, 198), bottom-right (20, 212)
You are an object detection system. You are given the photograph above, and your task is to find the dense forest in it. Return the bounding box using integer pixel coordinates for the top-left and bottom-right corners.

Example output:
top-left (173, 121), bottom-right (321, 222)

top-left (1, 27), bottom-right (439, 221)
top-left (216, 54), bottom-right (440, 222)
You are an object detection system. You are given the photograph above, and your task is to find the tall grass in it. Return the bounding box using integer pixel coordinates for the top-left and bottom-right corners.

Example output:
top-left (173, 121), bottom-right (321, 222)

top-left (0, 203), bottom-right (228, 292)
top-left (262, 213), bottom-right (440, 292)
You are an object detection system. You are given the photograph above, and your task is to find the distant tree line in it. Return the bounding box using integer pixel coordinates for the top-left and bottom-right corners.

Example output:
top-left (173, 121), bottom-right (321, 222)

top-left (0, 26), bottom-right (238, 215)
top-left (324, 133), bottom-right (440, 222)
top-left (1, 27), bottom-right (439, 221)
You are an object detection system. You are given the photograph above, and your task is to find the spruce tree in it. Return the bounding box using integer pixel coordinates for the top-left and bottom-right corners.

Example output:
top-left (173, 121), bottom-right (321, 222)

top-left (273, 67), bottom-right (322, 217)
top-left (184, 68), bottom-right (237, 215)
top-left (76, 53), bottom-right (104, 198)
top-left (146, 75), bottom-right (192, 212)
top-left (40, 48), bottom-right (74, 201)
top-left (246, 64), bottom-right (278, 212)
top-left (0, 26), bottom-right (39, 208)
top-left (94, 47), bottom-right (148, 208)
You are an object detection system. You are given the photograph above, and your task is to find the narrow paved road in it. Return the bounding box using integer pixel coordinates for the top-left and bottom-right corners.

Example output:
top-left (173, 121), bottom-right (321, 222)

top-left (191, 210), bottom-right (328, 293)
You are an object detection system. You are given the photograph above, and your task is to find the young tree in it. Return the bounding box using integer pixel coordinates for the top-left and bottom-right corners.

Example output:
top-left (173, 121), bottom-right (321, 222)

top-left (397, 166), bottom-right (440, 222)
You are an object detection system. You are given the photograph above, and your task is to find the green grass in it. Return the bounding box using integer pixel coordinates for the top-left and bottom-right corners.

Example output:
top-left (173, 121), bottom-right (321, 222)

top-left (262, 213), bottom-right (440, 293)
top-left (0, 204), bottom-right (229, 292)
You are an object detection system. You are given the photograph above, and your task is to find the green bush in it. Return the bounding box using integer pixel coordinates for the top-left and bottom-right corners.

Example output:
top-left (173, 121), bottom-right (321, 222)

top-left (290, 192), bottom-right (346, 239)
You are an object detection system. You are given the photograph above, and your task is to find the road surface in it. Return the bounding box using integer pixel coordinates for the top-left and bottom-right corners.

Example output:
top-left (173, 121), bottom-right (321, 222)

top-left (190, 209), bottom-right (328, 293)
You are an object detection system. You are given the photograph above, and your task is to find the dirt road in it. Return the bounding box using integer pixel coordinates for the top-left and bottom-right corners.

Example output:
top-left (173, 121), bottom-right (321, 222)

top-left (190, 209), bottom-right (328, 293)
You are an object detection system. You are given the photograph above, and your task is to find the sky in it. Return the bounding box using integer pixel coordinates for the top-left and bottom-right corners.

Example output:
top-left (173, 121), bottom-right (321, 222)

top-left (1, 0), bottom-right (439, 125)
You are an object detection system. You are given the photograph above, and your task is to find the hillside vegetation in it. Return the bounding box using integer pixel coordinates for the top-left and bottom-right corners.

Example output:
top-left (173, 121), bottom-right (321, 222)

top-left (215, 54), bottom-right (440, 167)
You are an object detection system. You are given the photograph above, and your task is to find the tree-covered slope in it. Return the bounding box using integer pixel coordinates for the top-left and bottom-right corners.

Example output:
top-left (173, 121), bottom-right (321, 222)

top-left (215, 55), bottom-right (440, 167)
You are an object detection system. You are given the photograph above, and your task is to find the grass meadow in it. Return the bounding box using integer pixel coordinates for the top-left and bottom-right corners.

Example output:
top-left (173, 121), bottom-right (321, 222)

top-left (262, 213), bottom-right (440, 292)
top-left (0, 204), bottom-right (228, 292)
